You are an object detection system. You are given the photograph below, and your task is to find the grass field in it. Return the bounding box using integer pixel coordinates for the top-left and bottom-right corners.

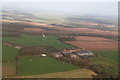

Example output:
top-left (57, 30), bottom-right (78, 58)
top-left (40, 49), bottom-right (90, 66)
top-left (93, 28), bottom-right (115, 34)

top-left (90, 50), bottom-right (118, 76)
top-left (18, 56), bottom-right (80, 76)
top-left (93, 50), bottom-right (118, 62)
top-left (2, 45), bottom-right (19, 61)
top-left (3, 34), bottom-right (73, 48)
top-left (11, 69), bottom-right (94, 78)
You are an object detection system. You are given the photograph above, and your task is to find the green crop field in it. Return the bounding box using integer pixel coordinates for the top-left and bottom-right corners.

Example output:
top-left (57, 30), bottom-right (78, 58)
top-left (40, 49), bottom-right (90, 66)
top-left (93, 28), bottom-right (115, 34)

top-left (19, 56), bottom-right (80, 76)
top-left (2, 45), bottom-right (19, 61)
top-left (3, 34), bottom-right (73, 48)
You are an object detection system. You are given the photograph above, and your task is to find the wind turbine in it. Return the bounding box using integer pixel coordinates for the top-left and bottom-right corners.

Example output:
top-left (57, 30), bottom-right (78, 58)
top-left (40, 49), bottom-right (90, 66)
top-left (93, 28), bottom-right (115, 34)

top-left (42, 33), bottom-right (46, 38)
top-left (42, 33), bottom-right (46, 40)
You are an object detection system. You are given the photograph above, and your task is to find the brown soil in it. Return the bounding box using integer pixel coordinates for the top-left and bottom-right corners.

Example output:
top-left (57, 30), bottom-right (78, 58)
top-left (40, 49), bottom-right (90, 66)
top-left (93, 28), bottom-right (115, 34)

top-left (2, 65), bottom-right (16, 77)
top-left (24, 28), bottom-right (45, 31)
top-left (65, 36), bottom-right (118, 50)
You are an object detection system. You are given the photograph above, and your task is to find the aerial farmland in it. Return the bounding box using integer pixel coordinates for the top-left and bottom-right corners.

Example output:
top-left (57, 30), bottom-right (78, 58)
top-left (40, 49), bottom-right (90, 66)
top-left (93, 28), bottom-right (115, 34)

top-left (1, 2), bottom-right (119, 79)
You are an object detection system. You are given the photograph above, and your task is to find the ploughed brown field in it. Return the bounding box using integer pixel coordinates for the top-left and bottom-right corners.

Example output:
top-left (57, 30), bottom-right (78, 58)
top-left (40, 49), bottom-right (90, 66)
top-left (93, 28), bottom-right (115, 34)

top-left (24, 28), bottom-right (45, 31)
top-left (65, 36), bottom-right (118, 50)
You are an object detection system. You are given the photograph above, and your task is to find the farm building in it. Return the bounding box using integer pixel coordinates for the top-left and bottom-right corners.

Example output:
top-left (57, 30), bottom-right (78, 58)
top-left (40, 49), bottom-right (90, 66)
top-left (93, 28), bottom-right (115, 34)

top-left (69, 54), bottom-right (79, 58)
top-left (59, 48), bottom-right (94, 57)
top-left (15, 46), bottom-right (21, 49)
top-left (77, 51), bottom-right (94, 56)
top-left (49, 52), bottom-right (63, 58)
top-left (41, 53), bottom-right (47, 57)
top-left (60, 48), bottom-right (82, 54)
top-left (50, 48), bottom-right (94, 59)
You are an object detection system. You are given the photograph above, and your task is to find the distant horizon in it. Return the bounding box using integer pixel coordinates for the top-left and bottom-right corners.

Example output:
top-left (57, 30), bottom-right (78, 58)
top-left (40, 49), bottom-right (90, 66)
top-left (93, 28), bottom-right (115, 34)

top-left (2, 2), bottom-right (118, 17)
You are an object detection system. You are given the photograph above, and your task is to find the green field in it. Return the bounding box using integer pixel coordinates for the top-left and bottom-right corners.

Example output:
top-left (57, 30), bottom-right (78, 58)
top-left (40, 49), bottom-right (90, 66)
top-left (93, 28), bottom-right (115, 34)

top-left (19, 56), bottom-right (80, 76)
top-left (2, 45), bottom-right (19, 61)
top-left (93, 50), bottom-right (118, 64)
top-left (90, 50), bottom-right (118, 76)
top-left (2, 34), bottom-right (118, 77)
top-left (2, 34), bottom-right (77, 76)
top-left (3, 34), bottom-right (73, 48)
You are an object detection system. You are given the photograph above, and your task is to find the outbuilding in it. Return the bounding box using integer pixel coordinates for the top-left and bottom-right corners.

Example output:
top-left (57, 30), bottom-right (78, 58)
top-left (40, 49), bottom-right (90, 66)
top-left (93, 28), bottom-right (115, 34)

top-left (77, 51), bottom-right (94, 56)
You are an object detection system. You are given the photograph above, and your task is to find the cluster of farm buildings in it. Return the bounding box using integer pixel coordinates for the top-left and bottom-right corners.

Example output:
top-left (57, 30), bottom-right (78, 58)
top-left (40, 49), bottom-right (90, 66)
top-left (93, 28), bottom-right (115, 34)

top-left (50, 48), bottom-right (94, 58)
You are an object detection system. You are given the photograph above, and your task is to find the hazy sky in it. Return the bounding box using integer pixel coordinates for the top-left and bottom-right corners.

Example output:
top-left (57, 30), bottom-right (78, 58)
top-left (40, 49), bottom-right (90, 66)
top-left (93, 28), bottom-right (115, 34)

top-left (0, 0), bottom-right (119, 2)
top-left (2, 2), bottom-right (118, 16)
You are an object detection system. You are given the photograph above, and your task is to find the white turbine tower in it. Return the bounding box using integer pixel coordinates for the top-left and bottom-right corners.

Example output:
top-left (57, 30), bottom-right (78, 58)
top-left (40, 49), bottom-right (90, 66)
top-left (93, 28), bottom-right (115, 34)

top-left (42, 33), bottom-right (46, 40)
top-left (42, 33), bottom-right (46, 38)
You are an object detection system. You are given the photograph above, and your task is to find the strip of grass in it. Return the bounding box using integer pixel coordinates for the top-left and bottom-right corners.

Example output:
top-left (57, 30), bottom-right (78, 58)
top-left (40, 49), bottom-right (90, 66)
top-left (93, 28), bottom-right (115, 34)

top-left (2, 45), bottom-right (19, 61)
top-left (19, 56), bottom-right (80, 76)
top-left (3, 34), bottom-right (73, 48)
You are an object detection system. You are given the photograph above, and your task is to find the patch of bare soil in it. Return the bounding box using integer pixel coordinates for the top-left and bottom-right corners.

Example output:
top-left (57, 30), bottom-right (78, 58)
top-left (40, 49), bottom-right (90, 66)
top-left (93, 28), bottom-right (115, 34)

top-left (2, 64), bottom-right (16, 77)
